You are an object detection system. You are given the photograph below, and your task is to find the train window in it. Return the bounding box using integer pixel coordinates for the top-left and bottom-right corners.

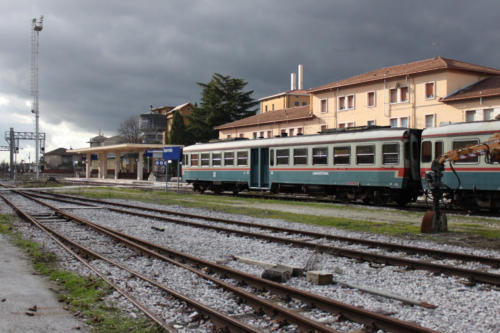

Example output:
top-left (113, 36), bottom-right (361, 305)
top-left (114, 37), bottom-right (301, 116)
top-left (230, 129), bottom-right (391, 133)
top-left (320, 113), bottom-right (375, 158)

top-left (212, 153), bottom-right (222, 166)
top-left (434, 142), bottom-right (443, 159)
top-left (356, 145), bottom-right (375, 164)
top-left (270, 149), bottom-right (274, 166)
top-left (223, 152), bottom-right (234, 166)
top-left (382, 143), bottom-right (399, 164)
top-left (421, 141), bottom-right (432, 163)
top-left (334, 146), bottom-right (350, 164)
top-left (183, 154), bottom-right (189, 166)
top-left (293, 148), bottom-right (308, 165)
top-left (452, 140), bottom-right (479, 163)
top-left (201, 153), bottom-right (210, 166)
top-left (312, 147), bottom-right (328, 165)
top-left (191, 154), bottom-right (199, 166)
top-left (237, 151), bottom-right (248, 166)
top-left (276, 149), bottom-right (289, 165)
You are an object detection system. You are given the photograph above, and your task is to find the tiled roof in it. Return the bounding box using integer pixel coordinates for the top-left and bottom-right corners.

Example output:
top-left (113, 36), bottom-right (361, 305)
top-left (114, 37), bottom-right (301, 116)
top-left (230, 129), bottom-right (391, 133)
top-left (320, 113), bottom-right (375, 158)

top-left (309, 57), bottom-right (500, 93)
top-left (45, 147), bottom-right (68, 156)
top-left (441, 76), bottom-right (500, 102)
top-left (258, 89), bottom-right (309, 101)
top-left (214, 106), bottom-right (314, 130)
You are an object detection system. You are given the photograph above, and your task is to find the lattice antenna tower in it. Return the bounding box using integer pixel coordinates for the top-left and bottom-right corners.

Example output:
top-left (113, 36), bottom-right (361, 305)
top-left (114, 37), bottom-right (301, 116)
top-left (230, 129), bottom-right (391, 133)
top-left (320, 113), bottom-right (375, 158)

top-left (31, 15), bottom-right (43, 179)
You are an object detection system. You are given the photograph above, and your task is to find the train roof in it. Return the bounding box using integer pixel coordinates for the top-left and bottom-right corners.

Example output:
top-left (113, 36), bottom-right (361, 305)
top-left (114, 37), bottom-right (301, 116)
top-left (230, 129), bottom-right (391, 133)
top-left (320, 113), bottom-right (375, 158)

top-left (422, 119), bottom-right (500, 138)
top-left (183, 128), bottom-right (413, 152)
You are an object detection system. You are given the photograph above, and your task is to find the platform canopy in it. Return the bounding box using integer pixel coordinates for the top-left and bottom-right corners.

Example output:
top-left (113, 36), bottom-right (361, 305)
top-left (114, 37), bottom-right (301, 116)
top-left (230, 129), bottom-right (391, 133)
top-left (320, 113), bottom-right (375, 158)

top-left (67, 144), bottom-right (171, 181)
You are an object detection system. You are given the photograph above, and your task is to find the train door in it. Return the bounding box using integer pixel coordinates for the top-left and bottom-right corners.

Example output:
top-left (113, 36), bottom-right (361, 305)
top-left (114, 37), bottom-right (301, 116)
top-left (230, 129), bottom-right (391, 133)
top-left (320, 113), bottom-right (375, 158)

top-left (250, 148), bottom-right (270, 188)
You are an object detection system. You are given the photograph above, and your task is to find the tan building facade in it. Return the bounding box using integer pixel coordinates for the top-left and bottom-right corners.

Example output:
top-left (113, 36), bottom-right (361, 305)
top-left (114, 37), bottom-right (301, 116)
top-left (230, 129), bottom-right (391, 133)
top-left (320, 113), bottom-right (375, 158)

top-left (216, 57), bottom-right (500, 139)
top-left (259, 90), bottom-right (310, 113)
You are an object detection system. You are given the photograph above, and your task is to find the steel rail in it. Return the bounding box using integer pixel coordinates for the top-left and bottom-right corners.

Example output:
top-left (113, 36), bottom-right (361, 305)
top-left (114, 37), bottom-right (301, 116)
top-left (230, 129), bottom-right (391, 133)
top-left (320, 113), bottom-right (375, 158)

top-left (0, 193), bottom-right (175, 332)
top-left (15, 190), bottom-right (439, 333)
top-left (25, 190), bottom-right (500, 286)
top-left (31, 190), bottom-right (500, 267)
top-left (9, 191), bottom-right (344, 333)
top-left (0, 192), bottom-right (269, 333)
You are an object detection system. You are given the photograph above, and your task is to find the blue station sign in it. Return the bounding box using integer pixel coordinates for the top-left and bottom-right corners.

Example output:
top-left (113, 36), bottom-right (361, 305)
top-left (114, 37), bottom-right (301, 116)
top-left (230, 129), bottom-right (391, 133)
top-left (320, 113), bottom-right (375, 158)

top-left (163, 146), bottom-right (181, 160)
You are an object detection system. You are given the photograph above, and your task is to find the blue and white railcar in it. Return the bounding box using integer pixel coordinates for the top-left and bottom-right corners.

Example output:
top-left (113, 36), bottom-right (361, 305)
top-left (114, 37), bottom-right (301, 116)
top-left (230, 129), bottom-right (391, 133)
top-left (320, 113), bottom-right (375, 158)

top-left (183, 127), bottom-right (422, 204)
top-left (420, 120), bottom-right (500, 209)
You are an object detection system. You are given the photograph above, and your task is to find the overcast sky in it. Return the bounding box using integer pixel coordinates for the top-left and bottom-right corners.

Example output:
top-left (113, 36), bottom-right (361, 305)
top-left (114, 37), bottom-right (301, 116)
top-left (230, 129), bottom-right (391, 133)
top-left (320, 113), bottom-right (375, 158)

top-left (1, 0), bottom-right (499, 163)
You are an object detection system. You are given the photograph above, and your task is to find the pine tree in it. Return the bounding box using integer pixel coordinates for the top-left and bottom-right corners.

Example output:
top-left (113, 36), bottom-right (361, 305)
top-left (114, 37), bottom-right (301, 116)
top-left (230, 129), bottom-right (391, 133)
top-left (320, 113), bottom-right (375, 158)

top-left (168, 110), bottom-right (190, 145)
top-left (188, 73), bottom-right (258, 143)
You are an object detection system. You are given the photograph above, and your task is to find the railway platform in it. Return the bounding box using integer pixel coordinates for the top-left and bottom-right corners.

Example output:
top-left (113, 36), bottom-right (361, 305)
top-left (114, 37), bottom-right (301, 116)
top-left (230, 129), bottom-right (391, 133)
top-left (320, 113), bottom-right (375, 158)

top-left (0, 234), bottom-right (86, 332)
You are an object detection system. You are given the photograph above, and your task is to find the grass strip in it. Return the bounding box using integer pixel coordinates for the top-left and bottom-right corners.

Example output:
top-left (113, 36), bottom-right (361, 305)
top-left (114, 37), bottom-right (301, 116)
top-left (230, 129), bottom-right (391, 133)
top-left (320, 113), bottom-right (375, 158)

top-left (0, 213), bottom-right (166, 332)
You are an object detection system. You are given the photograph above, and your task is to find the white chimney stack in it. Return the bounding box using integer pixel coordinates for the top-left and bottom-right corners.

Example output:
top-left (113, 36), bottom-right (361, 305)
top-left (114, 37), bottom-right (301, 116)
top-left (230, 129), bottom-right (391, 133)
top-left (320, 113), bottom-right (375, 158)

top-left (290, 73), bottom-right (297, 90)
top-left (298, 64), bottom-right (304, 90)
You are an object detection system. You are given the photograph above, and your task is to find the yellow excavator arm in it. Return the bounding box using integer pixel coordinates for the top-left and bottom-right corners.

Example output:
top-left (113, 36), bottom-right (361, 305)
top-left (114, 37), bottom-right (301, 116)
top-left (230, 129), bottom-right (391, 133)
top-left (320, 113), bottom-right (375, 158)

top-left (437, 133), bottom-right (500, 165)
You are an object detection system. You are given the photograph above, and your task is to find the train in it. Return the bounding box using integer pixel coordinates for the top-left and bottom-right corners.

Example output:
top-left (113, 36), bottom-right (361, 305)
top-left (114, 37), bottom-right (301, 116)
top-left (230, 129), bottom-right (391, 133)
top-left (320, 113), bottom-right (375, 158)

top-left (182, 120), bottom-right (500, 210)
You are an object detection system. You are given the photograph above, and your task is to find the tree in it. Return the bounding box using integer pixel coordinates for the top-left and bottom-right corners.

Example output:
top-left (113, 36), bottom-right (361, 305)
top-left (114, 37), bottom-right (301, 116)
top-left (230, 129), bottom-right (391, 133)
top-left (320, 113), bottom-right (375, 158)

top-left (188, 73), bottom-right (258, 143)
top-left (118, 116), bottom-right (142, 143)
top-left (168, 111), bottom-right (190, 145)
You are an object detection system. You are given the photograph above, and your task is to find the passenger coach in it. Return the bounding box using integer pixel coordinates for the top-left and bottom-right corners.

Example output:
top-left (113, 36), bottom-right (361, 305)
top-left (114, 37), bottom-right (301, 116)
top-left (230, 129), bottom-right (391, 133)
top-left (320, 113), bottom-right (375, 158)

top-left (420, 120), bottom-right (500, 209)
top-left (183, 127), bottom-right (422, 205)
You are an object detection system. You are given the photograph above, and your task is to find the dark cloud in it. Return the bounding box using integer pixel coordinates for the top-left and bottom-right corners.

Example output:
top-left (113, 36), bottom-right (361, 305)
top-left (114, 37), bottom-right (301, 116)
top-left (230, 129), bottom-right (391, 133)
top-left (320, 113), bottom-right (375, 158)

top-left (1, 0), bottom-right (499, 140)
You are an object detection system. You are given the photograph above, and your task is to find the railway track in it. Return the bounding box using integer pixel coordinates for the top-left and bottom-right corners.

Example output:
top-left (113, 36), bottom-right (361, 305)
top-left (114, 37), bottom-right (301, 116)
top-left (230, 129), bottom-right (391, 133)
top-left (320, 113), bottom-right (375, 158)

top-left (22, 189), bottom-right (500, 286)
top-left (1, 189), bottom-right (441, 333)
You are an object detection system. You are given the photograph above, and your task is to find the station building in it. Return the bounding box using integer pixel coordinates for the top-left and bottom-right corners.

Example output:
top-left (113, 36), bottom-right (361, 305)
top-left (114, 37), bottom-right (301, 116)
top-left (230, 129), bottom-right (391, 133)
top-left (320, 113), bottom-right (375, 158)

top-left (216, 57), bottom-right (500, 139)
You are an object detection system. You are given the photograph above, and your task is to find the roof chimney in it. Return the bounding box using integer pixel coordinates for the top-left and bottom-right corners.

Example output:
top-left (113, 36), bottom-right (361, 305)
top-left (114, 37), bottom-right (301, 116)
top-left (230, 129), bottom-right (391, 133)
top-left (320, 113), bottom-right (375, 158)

top-left (290, 73), bottom-right (297, 90)
top-left (298, 64), bottom-right (303, 90)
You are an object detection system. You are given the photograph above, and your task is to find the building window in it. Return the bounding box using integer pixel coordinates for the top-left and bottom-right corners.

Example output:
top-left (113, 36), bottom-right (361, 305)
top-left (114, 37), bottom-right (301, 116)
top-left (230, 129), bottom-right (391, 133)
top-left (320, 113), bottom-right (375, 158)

top-left (484, 108), bottom-right (493, 120)
top-left (320, 99), bottom-right (328, 113)
top-left (280, 129), bottom-right (286, 136)
top-left (226, 134), bottom-right (231, 139)
top-left (302, 102), bottom-right (307, 106)
top-left (390, 118), bottom-right (398, 128)
top-left (425, 114), bottom-right (435, 128)
top-left (367, 91), bottom-right (375, 107)
top-left (297, 127), bottom-right (303, 135)
top-left (267, 130), bottom-right (272, 138)
top-left (356, 145), bottom-right (375, 164)
top-left (191, 154), bottom-right (199, 166)
top-left (253, 132), bottom-right (258, 139)
top-left (289, 128), bottom-right (294, 136)
top-left (276, 149), bottom-right (289, 165)
top-left (465, 110), bottom-right (475, 122)
top-left (347, 95), bottom-right (355, 109)
top-left (400, 117), bottom-right (409, 128)
top-left (320, 125), bottom-right (327, 132)
top-left (212, 153), bottom-right (222, 166)
top-left (265, 105), bottom-right (268, 112)
top-left (259, 131), bottom-right (264, 138)
top-left (239, 133), bottom-right (244, 138)
top-left (389, 88), bottom-right (397, 103)
top-left (295, 101), bottom-right (299, 106)
top-left (382, 143), bottom-right (399, 164)
top-left (272, 104), bottom-right (275, 111)
top-left (367, 120), bottom-right (375, 126)
top-left (400, 87), bottom-right (408, 102)
top-left (390, 87), bottom-right (409, 103)
top-left (334, 146), bottom-right (350, 165)
top-left (201, 153), bottom-right (210, 166)
top-left (312, 147), bottom-right (328, 165)
top-left (338, 96), bottom-right (345, 110)
top-left (425, 82), bottom-right (435, 99)
top-left (223, 152), bottom-right (234, 166)
top-left (293, 148), bottom-right (308, 165)
top-left (339, 122), bottom-right (355, 128)
top-left (237, 151), bottom-right (248, 166)
top-left (453, 140), bottom-right (479, 163)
